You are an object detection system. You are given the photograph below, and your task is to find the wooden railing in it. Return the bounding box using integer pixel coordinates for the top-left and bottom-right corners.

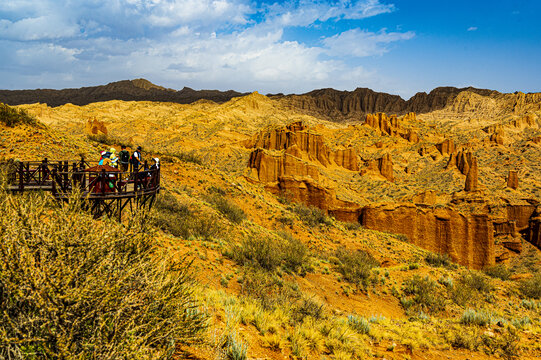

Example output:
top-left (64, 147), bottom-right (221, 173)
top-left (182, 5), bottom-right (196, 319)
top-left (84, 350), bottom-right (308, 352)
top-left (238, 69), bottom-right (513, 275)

top-left (5, 158), bottom-right (160, 200)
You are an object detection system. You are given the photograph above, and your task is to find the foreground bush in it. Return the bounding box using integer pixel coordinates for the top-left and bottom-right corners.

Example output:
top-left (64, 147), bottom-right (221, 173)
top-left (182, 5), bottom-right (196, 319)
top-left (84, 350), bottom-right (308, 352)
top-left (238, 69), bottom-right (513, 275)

top-left (291, 203), bottom-right (332, 227)
top-left (0, 191), bottom-right (206, 358)
top-left (0, 103), bottom-right (39, 127)
top-left (206, 193), bottom-right (246, 224)
top-left (484, 264), bottom-right (512, 281)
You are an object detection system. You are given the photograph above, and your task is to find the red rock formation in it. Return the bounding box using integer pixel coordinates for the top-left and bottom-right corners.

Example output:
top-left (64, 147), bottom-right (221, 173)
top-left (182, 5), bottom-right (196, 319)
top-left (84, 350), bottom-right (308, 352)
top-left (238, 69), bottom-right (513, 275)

top-left (464, 157), bottom-right (478, 192)
top-left (529, 216), bottom-right (541, 248)
top-left (360, 203), bottom-right (495, 269)
top-left (85, 118), bottom-right (108, 135)
top-left (436, 139), bottom-right (455, 155)
top-left (378, 154), bottom-right (394, 182)
top-left (507, 170), bottom-right (519, 189)
top-left (248, 149), bottom-right (319, 183)
top-left (246, 122), bottom-right (359, 170)
top-left (365, 112), bottom-right (419, 143)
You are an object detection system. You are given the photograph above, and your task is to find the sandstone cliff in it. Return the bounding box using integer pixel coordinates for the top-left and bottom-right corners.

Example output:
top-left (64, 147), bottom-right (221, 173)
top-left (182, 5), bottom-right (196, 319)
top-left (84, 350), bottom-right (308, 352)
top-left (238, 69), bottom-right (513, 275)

top-left (360, 203), bottom-right (495, 269)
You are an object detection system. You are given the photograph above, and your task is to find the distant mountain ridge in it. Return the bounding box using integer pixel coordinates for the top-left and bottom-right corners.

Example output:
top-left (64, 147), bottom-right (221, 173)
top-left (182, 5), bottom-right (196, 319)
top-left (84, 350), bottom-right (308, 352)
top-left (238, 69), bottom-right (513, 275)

top-left (0, 79), bottom-right (248, 107)
top-left (0, 79), bottom-right (529, 119)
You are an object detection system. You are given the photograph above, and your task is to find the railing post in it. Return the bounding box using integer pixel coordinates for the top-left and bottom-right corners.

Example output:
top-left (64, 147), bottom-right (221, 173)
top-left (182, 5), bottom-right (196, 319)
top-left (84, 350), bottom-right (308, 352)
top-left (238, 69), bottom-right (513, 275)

top-left (18, 162), bottom-right (24, 191)
top-left (63, 161), bottom-right (69, 187)
top-left (101, 169), bottom-right (106, 195)
top-left (52, 167), bottom-right (57, 197)
top-left (25, 162), bottom-right (29, 183)
top-left (43, 158), bottom-right (48, 183)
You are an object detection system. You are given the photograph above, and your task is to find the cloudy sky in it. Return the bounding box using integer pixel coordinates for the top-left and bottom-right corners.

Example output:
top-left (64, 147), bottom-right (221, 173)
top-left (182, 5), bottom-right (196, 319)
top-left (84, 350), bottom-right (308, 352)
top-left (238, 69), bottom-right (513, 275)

top-left (1, 0), bottom-right (539, 97)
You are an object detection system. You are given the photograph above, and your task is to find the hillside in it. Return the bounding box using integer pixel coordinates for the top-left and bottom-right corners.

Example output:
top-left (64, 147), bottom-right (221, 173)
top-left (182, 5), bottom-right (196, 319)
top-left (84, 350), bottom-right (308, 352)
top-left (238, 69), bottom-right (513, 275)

top-left (1, 92), bottom-right (541, 359)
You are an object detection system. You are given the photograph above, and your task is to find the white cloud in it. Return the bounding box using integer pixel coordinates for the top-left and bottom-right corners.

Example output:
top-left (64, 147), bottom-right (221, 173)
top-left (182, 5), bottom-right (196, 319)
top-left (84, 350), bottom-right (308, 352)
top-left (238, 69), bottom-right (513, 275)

top-left (467, 26), bottom-right (478, 31)
top-left (0, 0), bottom-right (414, 94)
top-left (323, 28), bottom-right (415, 57)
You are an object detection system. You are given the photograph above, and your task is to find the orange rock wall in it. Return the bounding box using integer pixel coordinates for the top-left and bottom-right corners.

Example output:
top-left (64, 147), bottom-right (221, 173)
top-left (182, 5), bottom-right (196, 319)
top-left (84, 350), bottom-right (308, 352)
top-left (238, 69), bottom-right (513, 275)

top-left (361, 204), bottom-right (495, 269)
top-left (248, 149), bottom-right (319, 183)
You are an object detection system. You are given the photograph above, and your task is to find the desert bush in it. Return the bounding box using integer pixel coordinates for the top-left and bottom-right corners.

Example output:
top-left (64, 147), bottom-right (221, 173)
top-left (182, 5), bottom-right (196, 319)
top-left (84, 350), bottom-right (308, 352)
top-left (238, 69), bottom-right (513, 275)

top-left (219, 332), bottom-right (247, 360)
top-left (278, 231), bottom-right (308, 273)
top-left (334, 247), bottom-right (379, 288)
top-left (229, 233), bottom-right (308, 274)
top-left (0, 103), bottom-right (39, 127)
top-left (0, 190), bottom-right (206, 359)
top-left (291, 203), bottom-right (332, 227)
top-left (460, 309), bottom-right (493, 326)
top-left (519, 273), bottom-right (541, 299)
top-left (206, 193), bottom-right (246, 224)
top-left (400, 275), bottom-right (445, 314)
top-left (451, 271), bottom-right (493, 307)
top-left (484, 264), bottom-right (512, 280)
top-left (153, 191), bottom-right (221, 240)
top-left (425, 252), bottom-right (453, 268)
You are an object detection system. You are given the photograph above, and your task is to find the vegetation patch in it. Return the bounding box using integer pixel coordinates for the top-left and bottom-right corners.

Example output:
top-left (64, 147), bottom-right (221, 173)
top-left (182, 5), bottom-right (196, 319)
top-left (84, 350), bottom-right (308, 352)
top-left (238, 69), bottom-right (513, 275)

top-left (519, 273), bottom-right (541, 299)
top-left (206, 193), bottom-right (246, 224)
top-left (333, 247), bottom-right (379, 289)
top-left (0, 191), bottom-right (206, 358)
top-left (400, 275), bottom-right (445, 314)
top-left (0, 104), bottom-right (39, 127)
top-left (484, 264), bottom-right (512, 280)
top-left (291, 203), bottom-right (332, 227)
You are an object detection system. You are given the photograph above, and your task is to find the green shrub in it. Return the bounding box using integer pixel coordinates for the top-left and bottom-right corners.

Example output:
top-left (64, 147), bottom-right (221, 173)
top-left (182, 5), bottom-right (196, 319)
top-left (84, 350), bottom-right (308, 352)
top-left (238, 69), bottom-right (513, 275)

top-left (0, 191), bottom-right (206, 358)
top-left (347, 315), bottom-right (370, 334)
top-left (206, 194), bottom-right (246, 224)
top-left (425, 252), bottom-right (453, 268)
top-left (401, 275), bottom-right (445, 314)
top-left (153, 191), bottom-right (221, 240)
top-left (0, 103), bottom-right (39, 127)
top-left (334, 247), bottom-right (379, 288)
top-left (177, 151), bottom-right (204, 165)
top-left (230, 233), bottom-right (308, 274)
top-left (237, 269), bottom-right (300, 310)
top-left (460, 309), bottom-right (493, 326)
top-left (291, 296), bottom-right (326, 322)
top-left (291, 203), bottom-right (332, 227)
top-left (519, 273), bottom-right (541, 299)
top-left (450, 271), bottom-right (493, 307)
top-left (484, 264), bottom-right (512, 280)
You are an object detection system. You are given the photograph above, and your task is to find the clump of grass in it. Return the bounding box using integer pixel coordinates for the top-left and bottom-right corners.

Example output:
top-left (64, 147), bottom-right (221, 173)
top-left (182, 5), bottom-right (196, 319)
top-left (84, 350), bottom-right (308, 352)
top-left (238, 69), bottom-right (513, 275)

top-left (333, 247), bottom-right (379, 289)
top-left (206, 193), bottom-right (246, 224)
top-left (0, 103), bottom-right (39, 127)
top-left (347, 315), bottom-right (370, 334)
top-left (291, 203), bottom-right (332, 227)
top-left (221, 332), bottom-right (247, 360)
top-left (460, 309), bottom-right (493, 326)
top-left (152, 191), bottom-right (221, 240)
top-left (0, 190), bottom-right (206, 358)
top-left (484, 264), bottom-right (512, 280)
top-left (400, 275), bottom-right (445, 314)
top-left (177, 151), bottom-right (204, 165)
top-left (519, 273), bottom-right (541, 299)
top-left (425, 252), bottom-right (453, 268)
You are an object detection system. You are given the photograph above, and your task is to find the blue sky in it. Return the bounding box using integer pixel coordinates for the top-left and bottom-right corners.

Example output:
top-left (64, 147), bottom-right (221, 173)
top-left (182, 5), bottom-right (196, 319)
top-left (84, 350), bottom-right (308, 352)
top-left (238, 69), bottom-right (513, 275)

top-left (0, 0), bottom-right (539, 98)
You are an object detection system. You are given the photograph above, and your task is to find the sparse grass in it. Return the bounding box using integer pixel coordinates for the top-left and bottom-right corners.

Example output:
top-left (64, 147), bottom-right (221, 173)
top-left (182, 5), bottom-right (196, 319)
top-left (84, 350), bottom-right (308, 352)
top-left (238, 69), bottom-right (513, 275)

top-left (333, 247), bottom-right (379, 289)
top-left (177, 150), bottom-right (204, 165)
top-left (450, 271), bottom-right (493, 307)
top-left (152, 191), bottom-right (221, 240)
top-left (0, 190), bottom-right (206, 358)
top-left (347, 315), bottom-right (370, 334)
top-left (0, 103), bottom-right (39, 127)
top-left (87, 133), bottom-right (133, 148)
top-left (519, 273), bottom-right (541, 299)
top-left (206, 193), bottom-right (246, 224)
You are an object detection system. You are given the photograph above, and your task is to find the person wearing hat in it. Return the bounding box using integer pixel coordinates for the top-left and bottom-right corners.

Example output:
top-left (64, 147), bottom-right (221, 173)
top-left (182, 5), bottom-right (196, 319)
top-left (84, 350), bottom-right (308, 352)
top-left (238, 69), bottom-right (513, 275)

top-left (131, 146), bottom-right (142, 171)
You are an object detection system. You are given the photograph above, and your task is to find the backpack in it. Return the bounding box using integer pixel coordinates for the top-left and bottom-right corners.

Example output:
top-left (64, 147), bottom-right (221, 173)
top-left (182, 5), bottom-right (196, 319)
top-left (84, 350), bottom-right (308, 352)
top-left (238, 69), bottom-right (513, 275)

top-left (130, 151), bottom-right (140, 164)
top-left (120, 150), bottom-right (130, 163)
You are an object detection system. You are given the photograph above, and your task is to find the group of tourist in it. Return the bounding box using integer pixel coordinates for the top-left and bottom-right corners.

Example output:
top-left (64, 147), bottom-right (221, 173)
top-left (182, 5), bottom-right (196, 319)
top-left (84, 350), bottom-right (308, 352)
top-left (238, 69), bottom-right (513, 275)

top-left (98, 145), bottom-right (159, 172)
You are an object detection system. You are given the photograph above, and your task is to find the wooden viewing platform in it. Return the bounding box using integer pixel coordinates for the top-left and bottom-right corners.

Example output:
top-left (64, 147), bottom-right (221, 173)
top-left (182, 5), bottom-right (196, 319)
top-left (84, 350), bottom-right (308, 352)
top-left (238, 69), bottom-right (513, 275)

top-left (4, 158), bottom-right (160, 220)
